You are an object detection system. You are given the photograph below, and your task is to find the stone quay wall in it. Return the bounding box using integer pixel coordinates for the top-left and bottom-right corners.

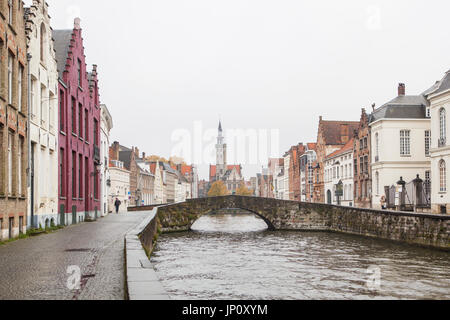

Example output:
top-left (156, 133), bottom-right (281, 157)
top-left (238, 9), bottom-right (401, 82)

top-left (129, 196), bottom-right (450, 251)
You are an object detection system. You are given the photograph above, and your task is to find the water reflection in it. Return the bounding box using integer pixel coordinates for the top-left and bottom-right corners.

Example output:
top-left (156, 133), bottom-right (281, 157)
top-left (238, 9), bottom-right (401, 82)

top-left (191, 213), bottom-right (268, 233)
top-left (152, 213), bottom-right (450, 300)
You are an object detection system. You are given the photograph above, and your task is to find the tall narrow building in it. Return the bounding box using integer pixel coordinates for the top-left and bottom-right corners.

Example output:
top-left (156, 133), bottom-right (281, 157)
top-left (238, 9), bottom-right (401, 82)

top-left (215, 121), bottom-right (227, 180)
top-left (25, 0), bottom-right (59, 228)
top-left (0, 0), bottom-right (28, 240)
top-left (54, 18), bottom-right (102, 224)
top-left (209, 121), bottom-right (244, 194)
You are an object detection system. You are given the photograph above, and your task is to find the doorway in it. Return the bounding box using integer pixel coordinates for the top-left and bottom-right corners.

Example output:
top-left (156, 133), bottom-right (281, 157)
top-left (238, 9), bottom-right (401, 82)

top-left (30, 143), bottom-right (36, 228)
top-left (327, 190), bottom-right (332, 205)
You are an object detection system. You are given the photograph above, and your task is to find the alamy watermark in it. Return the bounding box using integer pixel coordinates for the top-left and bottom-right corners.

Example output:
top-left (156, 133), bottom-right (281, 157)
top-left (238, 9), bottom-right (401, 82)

top-left (171, 121), bottom-right (280, 166)
top-left (366, 265), bottom-right (381, 291)
top-left (67, 265), bottom-right (81, 290)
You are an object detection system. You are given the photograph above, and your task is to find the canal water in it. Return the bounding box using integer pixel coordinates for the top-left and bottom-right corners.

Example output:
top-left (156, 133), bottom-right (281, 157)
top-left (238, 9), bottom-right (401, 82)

top-left (151, 213), bottom-right (450, 300)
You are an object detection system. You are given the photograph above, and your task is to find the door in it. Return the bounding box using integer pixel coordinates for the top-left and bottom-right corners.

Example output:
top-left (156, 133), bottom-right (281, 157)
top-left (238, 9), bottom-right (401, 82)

top-left (72, 206), bottom-right (77, 224)
top-left (327, 190), bottom-right (332, 205)
top-left (30, 143), bottom-right (35, 228)
top-left (85, 158), bottom-right (89, 218)
top-left (9, 217), bottom-right (13, 239)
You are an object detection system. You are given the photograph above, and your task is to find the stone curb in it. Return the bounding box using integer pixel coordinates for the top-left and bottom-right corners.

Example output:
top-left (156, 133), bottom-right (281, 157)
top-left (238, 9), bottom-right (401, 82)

top-left (125, 208), bottom-right (170, 300)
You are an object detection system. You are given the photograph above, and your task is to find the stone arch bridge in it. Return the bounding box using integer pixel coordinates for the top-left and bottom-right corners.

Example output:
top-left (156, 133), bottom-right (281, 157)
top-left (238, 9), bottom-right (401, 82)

top-left (128, 195), bottom-right (450, 251)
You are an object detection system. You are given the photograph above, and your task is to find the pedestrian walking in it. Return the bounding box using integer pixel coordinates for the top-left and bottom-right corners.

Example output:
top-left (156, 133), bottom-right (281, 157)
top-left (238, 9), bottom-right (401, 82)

top-left (114, 198), bottom-right (122, 214)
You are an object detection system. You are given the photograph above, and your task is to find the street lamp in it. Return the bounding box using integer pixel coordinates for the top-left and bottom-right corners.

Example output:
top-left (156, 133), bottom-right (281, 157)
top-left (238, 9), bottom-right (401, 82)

top-left (396, 177), bottom-right (406, 211)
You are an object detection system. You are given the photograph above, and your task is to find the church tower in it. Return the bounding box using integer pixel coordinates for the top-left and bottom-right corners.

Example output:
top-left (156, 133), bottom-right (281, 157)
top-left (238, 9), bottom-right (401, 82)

top-left (216, 121), bottom-right (227, 180)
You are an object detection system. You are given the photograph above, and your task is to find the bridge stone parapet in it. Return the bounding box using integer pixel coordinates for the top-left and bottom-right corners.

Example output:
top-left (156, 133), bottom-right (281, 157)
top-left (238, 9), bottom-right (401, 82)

top-left (129, 195), bottom-right (450, 251)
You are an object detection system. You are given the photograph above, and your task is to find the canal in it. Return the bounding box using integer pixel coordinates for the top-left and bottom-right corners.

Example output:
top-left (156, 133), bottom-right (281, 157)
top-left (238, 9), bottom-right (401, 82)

top-left (151, 213), bottom-right (450, 300)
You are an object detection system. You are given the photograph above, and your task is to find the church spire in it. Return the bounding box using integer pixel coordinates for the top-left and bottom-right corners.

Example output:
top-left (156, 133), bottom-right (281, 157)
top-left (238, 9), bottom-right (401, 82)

top-left (218, 120), bottom-right (222, 133)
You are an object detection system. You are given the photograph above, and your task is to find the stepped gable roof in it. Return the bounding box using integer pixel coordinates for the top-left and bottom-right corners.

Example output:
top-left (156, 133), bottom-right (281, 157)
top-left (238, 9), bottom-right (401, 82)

top-left (52, 29), bottom-right (73, 79)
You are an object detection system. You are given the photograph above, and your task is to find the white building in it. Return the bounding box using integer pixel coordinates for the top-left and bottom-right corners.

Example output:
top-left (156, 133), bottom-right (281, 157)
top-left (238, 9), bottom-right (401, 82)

top-left (370, 84), bottom-right (431, 210)
top-left (109, 160), bottom-right (130, 213)
top-left (324, 139), bottom-right (354, 206)
top-left (427, 70), bottom-right (450, 214)
top-left (282, 152), bottom-right (291, 200)
top-left (25, 1), bottom-right (59, 228)
top-left (100, 104), bottom-right (113, 216)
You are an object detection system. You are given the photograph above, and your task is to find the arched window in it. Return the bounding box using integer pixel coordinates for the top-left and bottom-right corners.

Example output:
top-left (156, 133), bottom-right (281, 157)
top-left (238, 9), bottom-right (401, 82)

top-left (440, 160), bottom-right (447, 193)
top-left (440, 108), bottom-right (446, 143)
top-left (375, 133), bottom-right (379, 160)
top-left (40, 23), bottom-right (46, 62)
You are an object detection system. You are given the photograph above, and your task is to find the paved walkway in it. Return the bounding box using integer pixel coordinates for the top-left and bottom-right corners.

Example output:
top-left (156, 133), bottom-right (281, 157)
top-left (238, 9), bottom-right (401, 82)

top-left (0, 211), bottom-right (149, 300)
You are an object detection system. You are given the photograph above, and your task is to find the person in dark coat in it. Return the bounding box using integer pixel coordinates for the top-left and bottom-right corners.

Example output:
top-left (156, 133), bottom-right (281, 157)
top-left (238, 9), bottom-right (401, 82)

top-left (114, 198), bottom-right (121, 214)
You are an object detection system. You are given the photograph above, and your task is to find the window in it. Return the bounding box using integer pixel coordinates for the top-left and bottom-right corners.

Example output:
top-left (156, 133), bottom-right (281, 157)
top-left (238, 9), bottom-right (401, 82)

top-left (364, 137), bottom-right (368, 149)
top-left (85, 109), bottom-right (88, 141)
top-left (30, 79), bottom-right (35, 118)
top-left (354, 159), bottom-right (358, 176)
top-left (77, 59), bottom-right (82, 87)
top-left (72, 151), bottom-right (76, 199)
top-left (79, 104), bottom-right (83, 138)
top-left (40, 85), bottom-right (46, 126)
top-left (59, 90), bottom-right (65, 131)
top-left (18, 137), bottom-right (23, 196)
top-left (8, 53), bottom-right (13, 105)
top-left (40, 24), bottom-right (46, 62)
top-left (60, 148), bottom-right (65, 197)
top-left (400, 130), bottom-right (411, 156)
top-left (49, 92), bottom-right (55, 131)
top-left (79, 154), bottom-right (83, 198)
top-left (71, 97), bottom-right (76, 134)
top-left (425, 130), bottom-right (431, 156)
top-left (94, 119), bottom-right (98, 146)
top-left (440, 108), bottom-right (446, 143)
top-left (375, 133), bottom-right (379, 161)
top-left (8, 132), bottom-right (13, 195)
top-left (360, 157), bottom-right (363, 175)
top-left (426, 107), bottom-right (431, 118)
top-left (364, 156), bottom-right (368, 174)
top-left (440, 160), bottom-right (446, 193)
top-left (18, 65), bottom-right (23, 112)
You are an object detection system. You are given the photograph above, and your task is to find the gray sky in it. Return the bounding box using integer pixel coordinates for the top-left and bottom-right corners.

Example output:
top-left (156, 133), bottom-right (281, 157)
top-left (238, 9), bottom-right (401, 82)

top-left (26, 0), bottom-right (450, 180)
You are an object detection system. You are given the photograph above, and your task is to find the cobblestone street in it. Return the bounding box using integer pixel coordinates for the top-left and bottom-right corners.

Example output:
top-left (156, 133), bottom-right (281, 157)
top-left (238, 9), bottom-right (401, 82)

top-left (0, 211), bottom-right (149, 300)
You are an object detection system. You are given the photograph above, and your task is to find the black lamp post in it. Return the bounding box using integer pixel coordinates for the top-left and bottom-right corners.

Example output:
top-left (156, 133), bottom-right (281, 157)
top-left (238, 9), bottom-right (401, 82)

top-left (397, 177), bottom-right (406, 211)
top-left (412, 174), bottom-right (423, 211)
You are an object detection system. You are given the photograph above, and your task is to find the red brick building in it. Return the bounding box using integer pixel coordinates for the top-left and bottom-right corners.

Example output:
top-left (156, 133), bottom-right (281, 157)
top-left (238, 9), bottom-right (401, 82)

top-left (287, 144), bottom-right (305, 201)
top-left (0, 0), bottom-right (28, 240)
top-left (55, 19), bottom-right (101, 223)
top-left (313, 117), bottom-right (359, 203)
top-left (353, 108), bottom-right (372, 208)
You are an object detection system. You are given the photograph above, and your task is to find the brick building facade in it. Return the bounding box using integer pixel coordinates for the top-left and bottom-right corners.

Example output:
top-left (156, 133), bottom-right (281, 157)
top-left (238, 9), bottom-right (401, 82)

top-left (54, 19), bottom-right (101, 224)
top-left (0, 0), bottom-right (28, 240)
top-left (313, 117), bottom-right (359, 203)
top-left (353, 108), bottom-right (372, 208)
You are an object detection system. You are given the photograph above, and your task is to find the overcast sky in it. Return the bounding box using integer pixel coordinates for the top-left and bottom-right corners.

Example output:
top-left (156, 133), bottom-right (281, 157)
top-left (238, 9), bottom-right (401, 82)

top-left (25, 0), bottom-right (450, 180)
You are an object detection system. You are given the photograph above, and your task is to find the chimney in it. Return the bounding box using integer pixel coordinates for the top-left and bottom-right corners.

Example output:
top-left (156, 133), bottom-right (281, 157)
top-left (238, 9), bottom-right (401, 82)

top-left (74, 17), bottom-right (81, 30)
top-left (398, 83), bottom-right (406, 96)
top-left (372, 103), bottom-right (376, 111)
top-left (319, 116), bottom-right (323, 122)
top-left (142, 152), bottom-right (146, 160)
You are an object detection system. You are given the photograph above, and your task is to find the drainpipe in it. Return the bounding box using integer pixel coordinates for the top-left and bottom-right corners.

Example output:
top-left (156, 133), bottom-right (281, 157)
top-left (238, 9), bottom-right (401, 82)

top-left (26, 53), bottom-right (33, 229)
